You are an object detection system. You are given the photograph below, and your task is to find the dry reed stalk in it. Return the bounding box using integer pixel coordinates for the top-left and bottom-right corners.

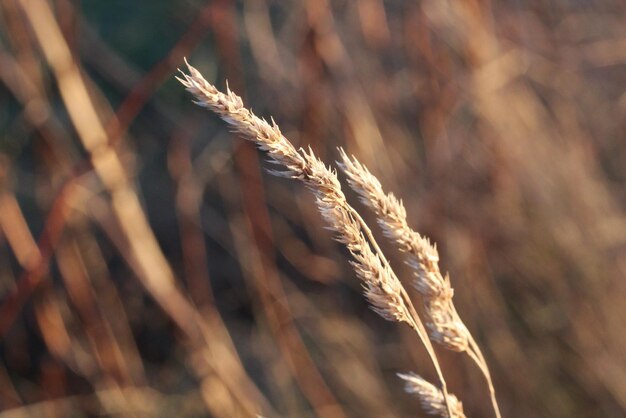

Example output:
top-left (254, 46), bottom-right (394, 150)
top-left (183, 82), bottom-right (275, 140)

top-left (178, 59), bottom-right (458, 417)
top-left (338, 150), bottom-right (501, 418)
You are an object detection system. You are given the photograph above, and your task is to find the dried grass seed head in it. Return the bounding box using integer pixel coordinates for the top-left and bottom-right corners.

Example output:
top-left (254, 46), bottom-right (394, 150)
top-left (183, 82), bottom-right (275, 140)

top-left (179, 61), bottom-right (413, 326)
top-left (397, 372), bottom-right (466, 418)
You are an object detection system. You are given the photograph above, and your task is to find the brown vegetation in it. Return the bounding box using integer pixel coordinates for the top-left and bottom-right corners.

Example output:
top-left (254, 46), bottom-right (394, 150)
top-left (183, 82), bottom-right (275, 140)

top-left (1, 0), bottom-right (625, 417)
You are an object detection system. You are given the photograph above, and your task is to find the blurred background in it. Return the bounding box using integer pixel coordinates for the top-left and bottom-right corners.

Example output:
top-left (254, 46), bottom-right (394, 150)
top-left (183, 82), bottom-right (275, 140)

top-left (1, 0), bottom-right (626, 417)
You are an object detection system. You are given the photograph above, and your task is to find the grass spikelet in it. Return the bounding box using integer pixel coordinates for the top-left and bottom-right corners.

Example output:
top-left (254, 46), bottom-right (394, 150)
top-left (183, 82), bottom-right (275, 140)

top-left (339, 149), bottom-right (501, 418)
top-left (177, 60), bottom-right (456, 417)
top-left (398, 372), bottom-right (466, 418)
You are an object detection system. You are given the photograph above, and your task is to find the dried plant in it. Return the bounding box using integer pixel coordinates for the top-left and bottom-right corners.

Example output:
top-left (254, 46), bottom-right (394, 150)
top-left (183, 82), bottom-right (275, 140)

top-left (177, 61), bottom-right (410, 326)
top-left (5, 1), bottom-right (626, 417)
top-left (177, 60), bottom-right (465, 417)
top-left (398, 372), bottom-right (466, 418)
top-left (338, 151), bottom-right (501, 418)
top-left (176, 58), bottom-right (515, 418)
top-left (338, 151), bottom-right (468, 347)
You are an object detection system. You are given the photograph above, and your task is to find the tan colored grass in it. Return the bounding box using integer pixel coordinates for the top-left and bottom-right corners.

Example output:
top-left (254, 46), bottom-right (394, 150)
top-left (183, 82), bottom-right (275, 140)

top-left (178, 60), bottom-right (462, 417)
top-left (338, 150), bottom-right (501, 418)
top-left (398, 372), bottom-right (466, 418)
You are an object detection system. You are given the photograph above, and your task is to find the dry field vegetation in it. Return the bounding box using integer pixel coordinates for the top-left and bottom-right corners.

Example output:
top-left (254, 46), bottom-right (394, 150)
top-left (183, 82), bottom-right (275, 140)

top-left (1, 0), bottom-right (626, 417)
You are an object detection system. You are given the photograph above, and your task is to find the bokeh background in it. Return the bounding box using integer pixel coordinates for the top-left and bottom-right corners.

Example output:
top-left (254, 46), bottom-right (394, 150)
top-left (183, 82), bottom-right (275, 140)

top-left (1, 0), bottom-right (626, 417)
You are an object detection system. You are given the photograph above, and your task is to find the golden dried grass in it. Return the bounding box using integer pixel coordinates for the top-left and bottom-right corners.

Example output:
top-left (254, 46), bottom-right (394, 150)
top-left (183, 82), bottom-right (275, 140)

top-left (178, 60), bottom-right (502, 418)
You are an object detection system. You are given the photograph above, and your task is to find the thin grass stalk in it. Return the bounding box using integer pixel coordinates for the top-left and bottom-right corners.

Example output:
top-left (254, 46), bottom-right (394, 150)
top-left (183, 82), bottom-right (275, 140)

top-left (338, 150), bottom-right (502, 418)
top-left (178, 59), bottom-right (456, 417)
